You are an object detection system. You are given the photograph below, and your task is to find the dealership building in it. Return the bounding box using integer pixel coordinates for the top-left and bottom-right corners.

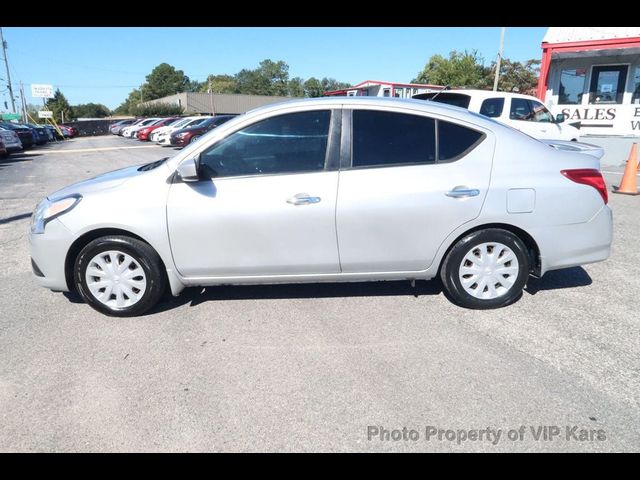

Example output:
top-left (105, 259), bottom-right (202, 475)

top-left (537, 27), bottom-right (640, 138)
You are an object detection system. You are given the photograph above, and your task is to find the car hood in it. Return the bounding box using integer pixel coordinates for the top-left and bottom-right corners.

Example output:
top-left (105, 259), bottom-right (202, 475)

top-left (48, 162), bottom-right (157, 200)
top-left (171, 126), bottom-right (204, 136)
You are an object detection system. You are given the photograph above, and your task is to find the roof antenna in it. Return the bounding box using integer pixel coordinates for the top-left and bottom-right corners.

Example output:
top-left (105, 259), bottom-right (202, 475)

top-left (428, 85), bottom-right (450, 101)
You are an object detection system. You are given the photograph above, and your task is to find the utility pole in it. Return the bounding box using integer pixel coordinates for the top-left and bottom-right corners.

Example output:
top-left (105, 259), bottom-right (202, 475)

top-left (19, 81), bottom-right (27, 122)
top-left (0, 27), bottom-right (16, 113)
top-left (493, 27), bottom-right (506, 92)
top-left (208, 78), bottom-right (214, 115)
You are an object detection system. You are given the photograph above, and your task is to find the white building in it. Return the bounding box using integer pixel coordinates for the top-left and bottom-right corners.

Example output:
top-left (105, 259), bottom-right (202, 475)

top-left (324, 80), bottom-right (443, 98)
top-left (537, 27), bottom-right (640, 137)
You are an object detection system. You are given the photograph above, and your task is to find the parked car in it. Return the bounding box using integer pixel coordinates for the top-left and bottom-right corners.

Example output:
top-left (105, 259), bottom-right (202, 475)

top-left (414, 89), bottom-right (581, 141)
top-left (169, 115), bottom-right (236, 147)
top-left (43, 124), bottom-right (64, 141)
top-left (59, 125), bottom-right (79, 138)
top-left (110, 119), bottom-right (135, 135)
top-left (26, 124), bottom-right (50, 145)
top-left (0, 126), bottom-right (24, 154)
top-left (156, 116), bottom-right (212, 145)
top-left (0, 140), bottom-right (6, 158)
top-left (0, 122), bottom-right (35, 149)
top-left (121, 118), bottom-right (162, 138)
top-left (28, 97), bottom-right (612, 317)
top-left (150, 116), bottom-right (203, 143)
top-left (136, 117), bottom-right (179, 141)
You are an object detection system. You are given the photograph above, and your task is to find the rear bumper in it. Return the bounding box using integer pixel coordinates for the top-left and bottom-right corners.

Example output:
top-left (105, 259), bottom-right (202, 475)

top-left (534, 205), bottom-right (613, 275)
top-left (28, 218), bottom-right (75, 292)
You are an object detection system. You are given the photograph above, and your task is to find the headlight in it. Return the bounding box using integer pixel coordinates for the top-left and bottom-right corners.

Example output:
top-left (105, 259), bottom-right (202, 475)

top-left (31, 194), bottom-right (82, 234)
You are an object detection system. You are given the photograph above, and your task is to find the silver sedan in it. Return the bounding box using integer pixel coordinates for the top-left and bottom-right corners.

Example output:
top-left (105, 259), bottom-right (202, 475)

top-left (28, 97), bottom-right (613, 316)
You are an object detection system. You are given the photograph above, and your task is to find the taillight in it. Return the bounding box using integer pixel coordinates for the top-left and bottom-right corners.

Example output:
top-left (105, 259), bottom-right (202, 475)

top-left (561, 168), bottom-right (608, 204)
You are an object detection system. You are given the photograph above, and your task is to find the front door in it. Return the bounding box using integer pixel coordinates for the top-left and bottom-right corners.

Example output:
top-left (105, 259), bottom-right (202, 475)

top-left (166, 109), bottom-right (341, 277)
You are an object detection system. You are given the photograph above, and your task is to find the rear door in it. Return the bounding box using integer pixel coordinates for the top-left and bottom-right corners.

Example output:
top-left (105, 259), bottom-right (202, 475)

top-left (336, 108), bottom-right (494, 273)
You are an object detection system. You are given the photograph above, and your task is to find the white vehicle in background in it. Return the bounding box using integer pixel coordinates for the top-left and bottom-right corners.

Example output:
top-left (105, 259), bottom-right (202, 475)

top-left (414, 89), bottom-right (582, 142)
top-left (155, 116), bottom-right (212, 145)
top-left (121, 118), bottom-right (162, 138)
top-left (149, 116), bottom-right (201, 143)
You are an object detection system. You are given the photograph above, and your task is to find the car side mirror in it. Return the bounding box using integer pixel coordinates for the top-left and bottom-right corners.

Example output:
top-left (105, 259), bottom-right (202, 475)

top-left (555, 113), bottom-right (566, 123)
top-left (176, 156), bottom-right (200, 182)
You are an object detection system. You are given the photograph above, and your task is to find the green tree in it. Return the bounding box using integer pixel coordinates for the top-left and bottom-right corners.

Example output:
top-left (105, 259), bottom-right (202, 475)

top-left (199, 74), bottom-right (238, 94)
top-left (140, 63), bottom-right (191, 101)
top-left (413, 50), bottom-right (490, 89)
top-left (234, 59), bottom-right (290, 96)
top-left (128, 102), bottom-right (184, 117)
top-left (72, 102), bottom-right (111, 118)
top-left (303, 77), bottom-right (324, 97)
top-left (113, 88), bottom-right (143, 116)
top-left (490, 59), bottom-right (540, 94)
top-left (320, 78), bottom-right (351, 93)
top-left (288, 77), bottom-right (305, 97)
top-left (45, 89), bottom-right (74, 123)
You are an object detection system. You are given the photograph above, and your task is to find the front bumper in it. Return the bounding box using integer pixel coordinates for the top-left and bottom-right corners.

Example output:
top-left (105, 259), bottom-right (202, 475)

top-left (170, 136), bottom-right (188, 147)
top-left (28, 218), bottom-right (75, 292)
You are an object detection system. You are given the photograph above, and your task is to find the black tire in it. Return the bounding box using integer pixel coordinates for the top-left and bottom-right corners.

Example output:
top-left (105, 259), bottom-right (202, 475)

top-left (189, 135), bottom-right (201, 144)
top-left (73, 235), bottom-right (166, 317)
top-left (440, 228), bottom-right (529, 309)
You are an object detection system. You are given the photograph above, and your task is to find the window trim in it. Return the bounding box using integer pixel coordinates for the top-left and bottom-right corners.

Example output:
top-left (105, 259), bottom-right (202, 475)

top-left (193, 108), bottom-right (340, 181)
top-left (343, 108), bottom-right (486, 170)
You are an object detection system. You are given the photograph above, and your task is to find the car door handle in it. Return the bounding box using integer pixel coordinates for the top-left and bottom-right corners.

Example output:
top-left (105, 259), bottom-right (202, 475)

top-left (446, 187), bottom-right (480, 198)
top-left (287, 193), bottom-right (321, 205)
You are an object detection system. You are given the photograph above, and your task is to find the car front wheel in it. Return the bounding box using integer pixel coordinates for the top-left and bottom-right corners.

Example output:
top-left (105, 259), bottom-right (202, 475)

top-left (73, 235), bottom-right (166, 317)
top-left (440, 228), bottom-right (529, 309)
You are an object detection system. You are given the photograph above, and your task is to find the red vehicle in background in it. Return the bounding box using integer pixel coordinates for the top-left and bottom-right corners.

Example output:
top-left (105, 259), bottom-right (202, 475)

top-left (58, 125), bottom-right (79, 138)
top-left (136, 117), bottom-right (180, 141)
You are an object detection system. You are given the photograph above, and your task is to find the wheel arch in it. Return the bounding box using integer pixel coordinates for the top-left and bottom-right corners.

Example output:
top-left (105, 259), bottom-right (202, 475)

top-left (437, 223), bottom-right (541, 277)
top-left (64, 228), bottom-right (168, 292)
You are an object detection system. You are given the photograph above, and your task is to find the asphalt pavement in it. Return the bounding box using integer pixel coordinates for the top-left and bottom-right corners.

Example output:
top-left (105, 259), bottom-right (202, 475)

top-left (0, 136), bottom-right (639, 452)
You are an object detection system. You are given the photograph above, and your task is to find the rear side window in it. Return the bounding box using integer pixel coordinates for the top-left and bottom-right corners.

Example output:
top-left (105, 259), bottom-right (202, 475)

top-left (438, 121), bottom-right (485, 161)
top-left (352, 110), bottom-right (436, 167)
top-left (479, 98), bottom-right (505, 118)
top-left (429, 93), bottom-right (471, 109)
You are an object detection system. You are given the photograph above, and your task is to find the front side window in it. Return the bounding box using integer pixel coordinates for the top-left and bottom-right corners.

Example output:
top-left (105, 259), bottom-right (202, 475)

top-left (479, 98), bottom-right (505, 118)
top-left (199, 110), bottom-right (331, 178)
top-left (589, 65), bottom-right (628, 104)
top-left (509, 98), bottom-right (534, 121)
top-left (530, 101), bottom-right (554, 122)
top-left (352, 110), bottom-right (435, 168)
top-left (559, 68), bottom-right (586, 104)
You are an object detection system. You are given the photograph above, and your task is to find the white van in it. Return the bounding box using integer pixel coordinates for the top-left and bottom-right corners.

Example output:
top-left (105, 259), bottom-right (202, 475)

top-left (414, 89), bottom-right (581, 142)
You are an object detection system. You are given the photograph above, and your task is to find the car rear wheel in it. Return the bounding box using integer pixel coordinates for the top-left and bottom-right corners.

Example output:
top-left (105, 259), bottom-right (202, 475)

top-left (73, 235), bottom-right (166, 317)
top-left (440, 228), bottom-right (529, 309)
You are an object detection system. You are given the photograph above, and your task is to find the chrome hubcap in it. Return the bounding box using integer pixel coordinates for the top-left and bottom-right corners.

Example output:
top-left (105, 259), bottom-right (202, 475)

top-left (458, 242), bottom-right (519, 300)
top-left (85, 250), bottom-right (147, 309)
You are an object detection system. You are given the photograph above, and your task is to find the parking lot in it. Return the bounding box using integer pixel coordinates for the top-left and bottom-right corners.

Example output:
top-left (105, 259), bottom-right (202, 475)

top-left (0, 135), bottom-right (639, 452)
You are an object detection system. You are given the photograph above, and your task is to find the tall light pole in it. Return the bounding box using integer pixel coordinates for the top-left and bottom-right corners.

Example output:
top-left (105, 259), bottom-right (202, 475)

top-left (493, 27), bottom-right (506, 92)
top-left (0, 27), bottom-right (16, 113)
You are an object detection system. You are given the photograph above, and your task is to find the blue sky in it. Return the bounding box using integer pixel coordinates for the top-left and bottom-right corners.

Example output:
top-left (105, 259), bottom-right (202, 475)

top-left (1, 27), bottom-right (547, 111)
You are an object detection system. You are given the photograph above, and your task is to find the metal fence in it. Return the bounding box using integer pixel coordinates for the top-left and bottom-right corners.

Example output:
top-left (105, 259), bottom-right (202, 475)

top-left (63, 119), bottom-right (118, 137)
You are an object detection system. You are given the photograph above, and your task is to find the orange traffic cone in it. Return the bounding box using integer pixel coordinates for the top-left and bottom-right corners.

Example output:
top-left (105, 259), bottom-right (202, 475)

top-left (613, 142), bottom-right (639, 195)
